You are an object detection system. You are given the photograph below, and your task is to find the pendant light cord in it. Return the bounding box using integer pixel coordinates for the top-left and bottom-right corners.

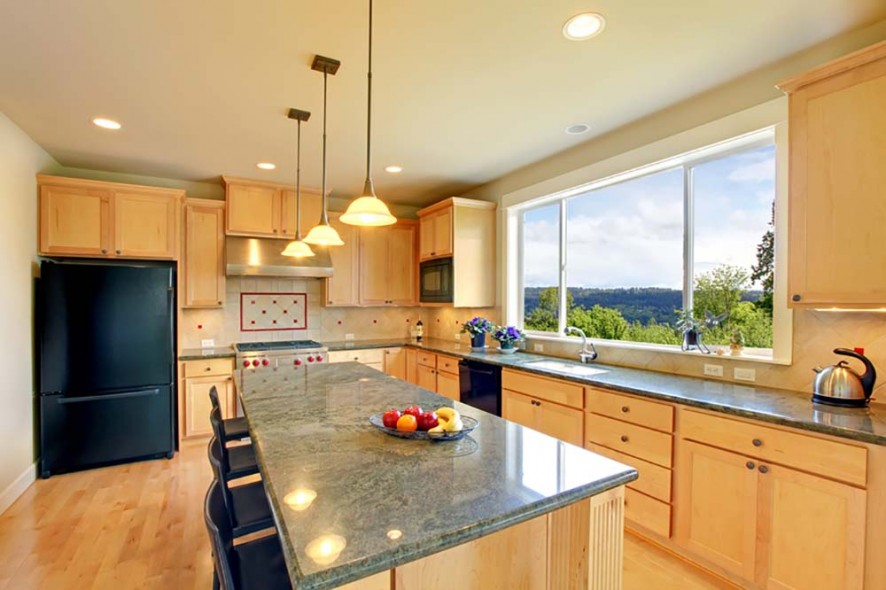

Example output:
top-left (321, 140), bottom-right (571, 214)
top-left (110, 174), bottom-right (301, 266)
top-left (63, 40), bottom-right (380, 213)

top-left (321, 70), bottom-right (330, 225)
top-left (366, 0), bottom-right (373, 183)
top-left (295, 119), bottom-right (303, 240)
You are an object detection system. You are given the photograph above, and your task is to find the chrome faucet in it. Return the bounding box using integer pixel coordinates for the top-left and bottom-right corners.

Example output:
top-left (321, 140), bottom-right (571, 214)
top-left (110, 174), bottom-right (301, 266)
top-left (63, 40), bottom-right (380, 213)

top-left (564, 326), bottom-right (598, 363)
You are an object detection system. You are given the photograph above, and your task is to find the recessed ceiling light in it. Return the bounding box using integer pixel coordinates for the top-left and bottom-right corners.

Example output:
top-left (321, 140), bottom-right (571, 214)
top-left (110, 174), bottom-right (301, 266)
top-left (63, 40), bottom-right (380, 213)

top-left (256, 162), bottom-right (276, 170)
top-left (92, 118), bottom-right (121, 130)
top-left (565, 123), bottom-right (591, 135)
top-left (562, 13), bottom-right (606, 41)
top-left (385, 165), bottom-right (403, 174)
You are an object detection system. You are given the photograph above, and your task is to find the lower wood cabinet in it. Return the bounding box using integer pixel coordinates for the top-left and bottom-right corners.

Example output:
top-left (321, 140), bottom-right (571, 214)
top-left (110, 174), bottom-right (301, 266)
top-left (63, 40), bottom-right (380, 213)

top-left (181, 359), bottom-right (234, 439)
top-left (416, 364), bottom-right (437, 392)
top-left (405, 348), bottom-right (418, 385)
top-left (383, 348), bottom-right (406, 380)
top-left (502, 389), bottom-right (583, 446)
top-left (328, 348), bottom-right (384, 371)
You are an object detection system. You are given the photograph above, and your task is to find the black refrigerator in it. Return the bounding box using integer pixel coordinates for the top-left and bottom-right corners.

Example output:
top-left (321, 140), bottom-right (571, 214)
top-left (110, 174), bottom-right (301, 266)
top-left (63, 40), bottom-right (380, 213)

top-left (37, 260), bottom-right (176, 478)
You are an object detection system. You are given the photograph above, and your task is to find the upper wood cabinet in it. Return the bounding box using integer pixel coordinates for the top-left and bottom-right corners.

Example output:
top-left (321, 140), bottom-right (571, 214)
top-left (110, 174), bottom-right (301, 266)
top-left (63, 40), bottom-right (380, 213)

top-left (778, 41), bottom-right (886, 308)
top-left (38, 176), bottom-right (182, 260)
top-left (184, 199), bottom-right (225, 308)
top-left (358, 221), bottom-right (417, 306)
top-left (223, 176), bottom-right (323, 239)
top-left (417, 197), bottom-right (496, 307)
top-left (323, 212), bottom-right (360, 307)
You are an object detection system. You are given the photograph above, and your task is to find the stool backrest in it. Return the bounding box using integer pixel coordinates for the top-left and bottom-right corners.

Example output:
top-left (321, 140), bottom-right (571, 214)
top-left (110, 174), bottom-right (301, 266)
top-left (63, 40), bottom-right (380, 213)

top-left (204, 479), bottom-right (237, 590)
top-left (206, 437), bottom-right (238, 530)
top-left (209, 406), bottom-right (231, 469)
top-left (209, 385), bottom-right (221, 413)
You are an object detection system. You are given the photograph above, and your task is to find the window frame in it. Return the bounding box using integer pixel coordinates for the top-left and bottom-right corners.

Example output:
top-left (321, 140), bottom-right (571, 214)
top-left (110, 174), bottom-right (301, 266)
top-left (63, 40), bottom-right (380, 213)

top-left (514, 127), bottom-right (780, 355)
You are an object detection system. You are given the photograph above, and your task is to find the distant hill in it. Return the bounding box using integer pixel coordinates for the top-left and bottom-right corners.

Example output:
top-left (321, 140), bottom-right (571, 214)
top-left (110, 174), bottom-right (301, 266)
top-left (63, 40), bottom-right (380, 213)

top-left (524, 287), bottom-right (762, 325)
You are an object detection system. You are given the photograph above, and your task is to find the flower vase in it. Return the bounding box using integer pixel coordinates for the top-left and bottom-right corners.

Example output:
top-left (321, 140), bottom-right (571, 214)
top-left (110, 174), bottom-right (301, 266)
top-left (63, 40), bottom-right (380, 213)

top-left (470, 333), bottom-right (487, 351)
top-left (499, 342), bottom-right (517, 354)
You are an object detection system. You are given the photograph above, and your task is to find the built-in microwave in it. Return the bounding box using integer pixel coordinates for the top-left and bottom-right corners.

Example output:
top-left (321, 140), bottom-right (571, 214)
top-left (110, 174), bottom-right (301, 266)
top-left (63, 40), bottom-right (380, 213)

top-left (419, 257), bottom-right (453, 303)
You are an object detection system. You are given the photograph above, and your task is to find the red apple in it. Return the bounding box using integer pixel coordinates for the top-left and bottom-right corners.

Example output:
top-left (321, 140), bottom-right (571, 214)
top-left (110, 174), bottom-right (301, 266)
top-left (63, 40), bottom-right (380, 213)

top-left (382, 409), bottom-right (402, 429)
top-left (416, 411), bottom-right (439, 431)
top-left (403, 405), bottom-right (422, 419)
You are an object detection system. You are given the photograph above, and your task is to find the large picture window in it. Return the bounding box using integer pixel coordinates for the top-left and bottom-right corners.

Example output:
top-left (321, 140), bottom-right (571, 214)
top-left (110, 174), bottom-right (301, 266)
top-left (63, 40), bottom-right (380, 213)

top-left (519, 131), bottom-right (776, 353)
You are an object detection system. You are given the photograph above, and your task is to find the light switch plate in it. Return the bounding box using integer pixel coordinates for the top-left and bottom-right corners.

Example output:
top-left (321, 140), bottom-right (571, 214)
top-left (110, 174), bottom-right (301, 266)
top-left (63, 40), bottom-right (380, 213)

top-left (734, 367), bottom-right (756, 382)
top-left (533, 344), bottom-right (544, 352)
top-left (201, 339), bottom-right (215, 348)
top-left (704, 364), bottom-right (724, 377)
top-left (345, 333), bottom-right (354, 340)
top-left (454, 333), bottom-right (461, 341)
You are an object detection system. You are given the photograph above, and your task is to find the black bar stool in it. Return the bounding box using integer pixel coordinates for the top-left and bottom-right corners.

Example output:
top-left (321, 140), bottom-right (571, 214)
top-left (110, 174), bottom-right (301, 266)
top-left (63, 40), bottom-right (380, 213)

top-left (210, 406), bottom-right (260, 480)
top-left (207, 436), bottom-right (275, 537)
top-left (209, 386), bottom-right (250, 442)
top-left (204, 480), bottom-right (292, 590)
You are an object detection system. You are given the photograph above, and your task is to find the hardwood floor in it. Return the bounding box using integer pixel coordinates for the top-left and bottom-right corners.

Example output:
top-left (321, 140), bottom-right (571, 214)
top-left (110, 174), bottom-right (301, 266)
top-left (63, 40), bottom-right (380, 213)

top-left (0, 440), bottom-right (731, 589)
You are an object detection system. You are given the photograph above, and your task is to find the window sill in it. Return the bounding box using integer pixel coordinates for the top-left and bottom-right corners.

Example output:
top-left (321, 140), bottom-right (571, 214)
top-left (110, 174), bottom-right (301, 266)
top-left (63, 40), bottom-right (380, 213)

top-left (524, 333), bottom-right (790, 366)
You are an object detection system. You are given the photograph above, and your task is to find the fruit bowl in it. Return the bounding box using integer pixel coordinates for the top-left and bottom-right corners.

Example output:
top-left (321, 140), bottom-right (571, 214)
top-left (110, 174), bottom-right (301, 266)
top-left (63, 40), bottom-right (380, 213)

top-left (369, 413), bottom-right (479, 441)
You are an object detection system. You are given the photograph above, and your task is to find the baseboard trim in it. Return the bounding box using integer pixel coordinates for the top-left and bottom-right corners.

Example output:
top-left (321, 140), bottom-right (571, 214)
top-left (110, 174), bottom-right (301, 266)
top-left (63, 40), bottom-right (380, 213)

top-left (0, 461), bottom-right (37, 516)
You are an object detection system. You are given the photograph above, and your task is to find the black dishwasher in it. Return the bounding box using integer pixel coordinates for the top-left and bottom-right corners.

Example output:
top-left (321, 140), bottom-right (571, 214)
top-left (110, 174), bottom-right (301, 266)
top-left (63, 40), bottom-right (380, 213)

top-left (459, 360), bottom-right (502, 416)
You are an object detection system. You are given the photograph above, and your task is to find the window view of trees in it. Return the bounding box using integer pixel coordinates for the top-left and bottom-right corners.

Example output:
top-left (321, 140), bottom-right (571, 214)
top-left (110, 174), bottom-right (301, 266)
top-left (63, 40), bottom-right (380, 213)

top-left (522, 140), bottom-right (776, 351)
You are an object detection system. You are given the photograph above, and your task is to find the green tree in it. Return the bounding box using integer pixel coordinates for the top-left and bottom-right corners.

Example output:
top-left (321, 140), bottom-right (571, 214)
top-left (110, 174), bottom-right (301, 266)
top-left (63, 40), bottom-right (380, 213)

top-left (567, 305), bottom-right (629, 340)
top-left (751, 202), bottom-right (775, 314)
top-left (692, 265), bottom-right (750, 319)
top-left (525, 287), bottom-right (568, 332)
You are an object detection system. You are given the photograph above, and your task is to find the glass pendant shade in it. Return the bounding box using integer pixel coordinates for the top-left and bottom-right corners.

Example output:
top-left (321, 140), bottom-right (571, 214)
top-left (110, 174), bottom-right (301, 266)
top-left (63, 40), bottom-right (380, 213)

top-left (340, 195), bottom-right (396, 227)
top-left (281, 239), bottom-right (315, 257)
top-left (303, 222), bottom-right (344, 246)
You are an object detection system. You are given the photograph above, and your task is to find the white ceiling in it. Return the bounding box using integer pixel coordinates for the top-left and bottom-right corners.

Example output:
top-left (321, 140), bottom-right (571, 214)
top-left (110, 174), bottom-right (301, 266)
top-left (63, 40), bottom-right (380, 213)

top-left (1, 1), bottom-right (884, 205)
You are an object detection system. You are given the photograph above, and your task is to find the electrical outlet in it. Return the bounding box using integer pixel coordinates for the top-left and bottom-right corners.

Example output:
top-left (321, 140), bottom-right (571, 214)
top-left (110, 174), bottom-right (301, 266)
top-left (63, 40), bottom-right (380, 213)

top-left (345, 333), bottom-right (354, 341)
top-left (454, 333), bottom-right (461, 341)
top-left (201, 339), bottom-right (215, 348)
top-left (703, 364), bottom-right (723, 377)
top-left (533, 344), bottom-right (544, 352)
top-left (734, 367), bottom-right (756, 382)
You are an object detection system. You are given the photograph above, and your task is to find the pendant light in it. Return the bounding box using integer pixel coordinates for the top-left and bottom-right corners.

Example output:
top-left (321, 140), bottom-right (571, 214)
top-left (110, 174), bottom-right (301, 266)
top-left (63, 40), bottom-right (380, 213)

top-left (304, 55), bottom-right (345, 247)
top-left (281, 108), bottom-right (315, 258)
top-left (339, 0), bottom-right (397, 227)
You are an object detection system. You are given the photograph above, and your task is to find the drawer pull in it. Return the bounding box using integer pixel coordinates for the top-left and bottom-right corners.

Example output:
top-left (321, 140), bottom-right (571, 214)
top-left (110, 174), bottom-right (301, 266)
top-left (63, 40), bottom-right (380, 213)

top-left (746, 461), bottom-right (755, 470)
top-left (752, 438), bottom-right (763, 447)
top-left (205, 367), bottom-right (212, 372)
top-left (620, 435), bottom-right (629, 443)
top-left (758, 465), bottom-right (769, 474)
top-left (621, 406), bottom-right (629, 413)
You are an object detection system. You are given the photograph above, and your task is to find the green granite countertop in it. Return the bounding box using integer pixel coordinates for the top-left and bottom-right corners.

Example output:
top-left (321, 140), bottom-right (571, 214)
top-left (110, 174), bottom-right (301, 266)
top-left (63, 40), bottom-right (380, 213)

top-left (236, 363), bottom-right (637, 589)
top-left (178, 346), bottom-right (235, 361)
top-left (323, 338), bottom-right (886, 445)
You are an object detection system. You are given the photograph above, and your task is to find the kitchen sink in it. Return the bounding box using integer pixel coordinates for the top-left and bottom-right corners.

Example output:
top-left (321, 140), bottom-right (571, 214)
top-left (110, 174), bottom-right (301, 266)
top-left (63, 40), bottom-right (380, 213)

top-left (523, 360), bottom-right (608, 377)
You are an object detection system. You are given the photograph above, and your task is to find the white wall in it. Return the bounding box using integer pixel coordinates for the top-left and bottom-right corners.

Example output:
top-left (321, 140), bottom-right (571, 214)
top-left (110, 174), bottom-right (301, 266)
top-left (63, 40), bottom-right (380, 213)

top-left (0, 113), bottom-right (60, 514)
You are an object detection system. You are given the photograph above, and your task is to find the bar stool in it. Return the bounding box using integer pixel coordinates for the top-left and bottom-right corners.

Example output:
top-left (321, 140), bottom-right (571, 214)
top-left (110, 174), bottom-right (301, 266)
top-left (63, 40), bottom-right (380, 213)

top-left (207, 436), bottom-right (275, 537)
top-left (204, 480), bottom-right (291, 590)
top-left (209, 386), bottom-right (250, 442)
top-left (210, 406), bottom-right (260, 480)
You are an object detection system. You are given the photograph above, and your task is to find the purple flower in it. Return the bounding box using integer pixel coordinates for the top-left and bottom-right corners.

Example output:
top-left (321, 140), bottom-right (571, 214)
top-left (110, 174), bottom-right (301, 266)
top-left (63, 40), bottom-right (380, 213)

top-left (461, 316), bottom-right (494, 336)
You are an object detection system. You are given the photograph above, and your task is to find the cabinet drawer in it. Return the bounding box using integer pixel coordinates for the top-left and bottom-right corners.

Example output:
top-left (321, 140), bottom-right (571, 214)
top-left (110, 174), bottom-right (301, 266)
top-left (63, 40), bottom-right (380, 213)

top-left (586, 387), bottom-right (673, 432)
top-left (587, 443), bottom-right (672, 503)
top-left (328, 349), bottom-right (385, 365)
top-left (502, 369), bottom-right (583, 410)
top-left (680, 409), bottom-right (867, 487)
top-left (586, 413), bottom-right (673, 468)
top-left (625, 488), bottom-right (671, 538)
top-left (437, 354), bottom-right (460, 376)
top-left (183, 358), bottom-right (233, 377)
top-left (416, 351), bottom-right (437, 369)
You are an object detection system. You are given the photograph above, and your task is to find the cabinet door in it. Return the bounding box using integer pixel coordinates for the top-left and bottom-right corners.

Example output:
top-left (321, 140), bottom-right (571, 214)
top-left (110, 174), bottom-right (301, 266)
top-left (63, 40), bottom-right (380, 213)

top-left (788, 57), bottom-right (886, 306)
top-left (185, 375), bottom-right (232, 438)
top-left (432, 208), bottom-right (453, 257)
top-left (114, 191), bottom-right (179, 259)
top-left (416, 365), bottom-right (437, 392)
top-left (419, 215), bottom-right (435, 260)
top-left (387, 224), bottom-right (416, 305)
top-left (675, 440), bottom-right (757, 581)
top-left (405, 348), bottom-right (419, 385)
top-left (536, 400), bottom-right (583, 446)
top-left (39, 184), bottom-right (112, 256)
top-left (436, 371), bottom-right (460, 401)
top-left (325, 213), bottom-right (359, 306)
top-left (281, 190), bottom-right (323, 238)
top-left (184, 201), bottom-right (225, 307)
top-left (383, 348), bottom-right (407, 380)
top-left (502, 390), bottom-right (538, 431)
top-left (759, 463), bottom-right (866, 590)
top-left (226, 184), bottom-right (279, 237)
top-left (358, 228), bottom-right (390, 305)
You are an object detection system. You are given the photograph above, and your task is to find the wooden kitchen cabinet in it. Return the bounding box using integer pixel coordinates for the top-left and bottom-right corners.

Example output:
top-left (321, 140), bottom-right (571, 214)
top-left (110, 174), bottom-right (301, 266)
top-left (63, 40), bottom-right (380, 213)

top-left (223, 176), bottom-right (322, 239)
top-left (324, 213), bottom-right (360, 307)
top-left (358, 221), bottom-right (417, 306)
top-left (778, 41), bottom-right (886, 307)
top-left (281, 189), bottom-right (322, 238)
top-left (416, 364), bottom-right (437, 392)
top-left (182, 359), bottom-right (234, 439)
top-left (436, 370), bottom-right (460, 401)
top-left (183, 199), bottom-right (225, 308)
top-left (419, 207), bottom-right (452, 260)
top-left (502, 389), bottom-right (583, 446)
top-left (328, 348), bottom-right (384, 371)
top-left (383, 347), bottom-right (406, 380)
top-left (405, 348), bottom-right (418, 385)
top-left (38, 176), bottom-right (183, 259)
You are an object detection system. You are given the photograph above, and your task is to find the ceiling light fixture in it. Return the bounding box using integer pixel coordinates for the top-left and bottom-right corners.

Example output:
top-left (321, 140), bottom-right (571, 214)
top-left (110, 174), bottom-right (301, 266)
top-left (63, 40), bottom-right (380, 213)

top-left (256, 162), bottom-right (276, 170)
top-left (339, 0), bottom-right (397, 227)
top-left (384, 165), bottom-right (403, 174)
top-left (565, 123), bottom-right (591, 135)
top-left (92, 118), bottom-right (121, 130)
top-left (282, 108), bottom-right (316, 258)
top-left (304, 55), bottom-right (345, 247)
top-left (562, 13), bottom-right (606, 41)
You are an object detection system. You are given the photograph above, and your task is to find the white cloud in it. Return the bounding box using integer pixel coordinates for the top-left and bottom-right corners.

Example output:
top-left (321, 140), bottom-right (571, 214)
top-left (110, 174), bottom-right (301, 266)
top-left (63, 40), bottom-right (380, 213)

top-left (727, 155), bottom-right (775, 183)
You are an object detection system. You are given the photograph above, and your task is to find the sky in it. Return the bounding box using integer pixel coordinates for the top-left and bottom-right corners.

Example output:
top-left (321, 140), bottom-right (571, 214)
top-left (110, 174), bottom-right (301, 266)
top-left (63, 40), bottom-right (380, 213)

top-left (523, 144), bottom-right (775, 290)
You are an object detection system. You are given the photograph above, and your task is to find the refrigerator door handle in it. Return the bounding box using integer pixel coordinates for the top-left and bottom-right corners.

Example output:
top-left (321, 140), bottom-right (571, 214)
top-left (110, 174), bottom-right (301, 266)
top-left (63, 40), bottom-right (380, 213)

top-left (58, 388), bottom-right (160, 404)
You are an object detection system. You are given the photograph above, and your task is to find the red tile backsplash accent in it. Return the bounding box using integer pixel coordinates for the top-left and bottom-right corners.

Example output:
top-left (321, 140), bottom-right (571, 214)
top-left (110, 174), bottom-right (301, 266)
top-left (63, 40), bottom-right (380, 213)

top-left (241, 292), bottom-right (307, 332)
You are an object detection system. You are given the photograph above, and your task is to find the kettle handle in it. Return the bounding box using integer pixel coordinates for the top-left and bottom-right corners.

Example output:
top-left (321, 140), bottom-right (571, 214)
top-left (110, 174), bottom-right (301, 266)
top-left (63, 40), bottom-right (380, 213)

top-left (834, 348), bottom-right (877, 399)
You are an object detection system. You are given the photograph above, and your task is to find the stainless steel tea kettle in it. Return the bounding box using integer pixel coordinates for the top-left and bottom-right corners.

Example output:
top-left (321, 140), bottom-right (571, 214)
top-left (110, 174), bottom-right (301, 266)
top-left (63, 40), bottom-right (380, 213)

top-left (812, 348), bottom-right (876, 407)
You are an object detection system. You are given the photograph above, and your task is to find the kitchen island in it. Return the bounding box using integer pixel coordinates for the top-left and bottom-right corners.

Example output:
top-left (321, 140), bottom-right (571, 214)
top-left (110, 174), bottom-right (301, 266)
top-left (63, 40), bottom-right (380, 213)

top-left (237, 362), bottom-right (637, 589)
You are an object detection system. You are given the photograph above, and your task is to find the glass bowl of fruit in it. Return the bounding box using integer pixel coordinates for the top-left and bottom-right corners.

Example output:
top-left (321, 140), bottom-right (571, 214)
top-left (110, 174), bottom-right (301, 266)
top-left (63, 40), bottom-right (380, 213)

top-left (370, 406), bottom-right (478, 441)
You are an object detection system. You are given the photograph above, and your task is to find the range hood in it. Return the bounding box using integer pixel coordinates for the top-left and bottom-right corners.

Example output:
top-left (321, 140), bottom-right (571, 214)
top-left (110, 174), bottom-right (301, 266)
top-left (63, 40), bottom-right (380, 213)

top-left (225, 237), bottom-right (333, 278)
